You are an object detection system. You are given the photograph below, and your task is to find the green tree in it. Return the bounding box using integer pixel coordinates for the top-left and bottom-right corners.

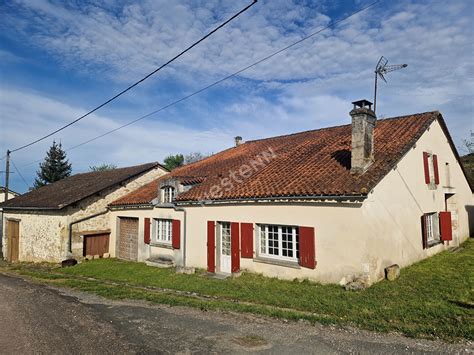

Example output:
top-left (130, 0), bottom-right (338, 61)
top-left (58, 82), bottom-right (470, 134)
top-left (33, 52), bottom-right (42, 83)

top-left (34, 141), bottom-right (72, 188)
top-left (163, 154), bottom-right (184, 171)
top-left (184, 152), bottom-right (209, 164)
top-left (89, 163), bottom-right (117, 172)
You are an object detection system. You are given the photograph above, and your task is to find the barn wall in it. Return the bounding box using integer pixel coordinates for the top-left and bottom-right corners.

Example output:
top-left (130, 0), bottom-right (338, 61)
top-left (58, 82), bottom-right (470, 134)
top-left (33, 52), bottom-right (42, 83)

top-left (2, 166), bottom-right (166, 262)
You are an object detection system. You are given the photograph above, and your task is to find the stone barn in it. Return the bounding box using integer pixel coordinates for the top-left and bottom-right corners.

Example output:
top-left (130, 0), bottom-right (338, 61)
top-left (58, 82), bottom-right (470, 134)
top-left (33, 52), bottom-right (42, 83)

top-left (1, 162), bottom-right (167, 262)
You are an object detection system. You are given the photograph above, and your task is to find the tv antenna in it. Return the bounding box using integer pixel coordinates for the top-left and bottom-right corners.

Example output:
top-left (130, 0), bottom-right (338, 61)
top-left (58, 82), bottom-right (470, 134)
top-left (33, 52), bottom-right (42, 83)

top-left (374, 56), bottom-right (407, 113)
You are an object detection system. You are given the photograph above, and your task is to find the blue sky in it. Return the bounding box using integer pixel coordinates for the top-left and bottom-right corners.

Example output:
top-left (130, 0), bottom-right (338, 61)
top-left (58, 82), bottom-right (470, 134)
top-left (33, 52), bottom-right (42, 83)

top-left (0, 0), bottom-right (473, 193)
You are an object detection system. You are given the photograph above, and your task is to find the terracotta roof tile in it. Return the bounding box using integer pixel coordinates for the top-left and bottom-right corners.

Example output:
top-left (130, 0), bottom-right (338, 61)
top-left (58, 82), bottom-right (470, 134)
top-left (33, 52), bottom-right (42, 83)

top-left (111, 112), bottom-right (440, 205)
top-left (111, 178), bottom-right (161, 206)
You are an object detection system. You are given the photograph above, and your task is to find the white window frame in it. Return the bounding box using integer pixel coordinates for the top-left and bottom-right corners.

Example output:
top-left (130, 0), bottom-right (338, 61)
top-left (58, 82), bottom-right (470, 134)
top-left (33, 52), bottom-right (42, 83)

top-left (425, 212), bottom-right (440, 245)
top-left (258, 224), bottom-right (299, 262)
top-left (425, 152), bottom-right (438, 185)
top-left (153, 218), bottom-right (172, 244)
top-left (219, 222), bottom-right (231, 257)
top-left (161, 186), bottom-right (175, 203)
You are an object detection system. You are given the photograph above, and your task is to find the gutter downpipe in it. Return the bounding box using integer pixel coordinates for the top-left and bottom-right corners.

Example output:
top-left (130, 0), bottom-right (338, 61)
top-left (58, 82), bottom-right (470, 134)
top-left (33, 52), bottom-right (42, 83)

top-left (68, 209), bottom-right (109, 256)
top-left (172, 204), bottom-right (187, 267)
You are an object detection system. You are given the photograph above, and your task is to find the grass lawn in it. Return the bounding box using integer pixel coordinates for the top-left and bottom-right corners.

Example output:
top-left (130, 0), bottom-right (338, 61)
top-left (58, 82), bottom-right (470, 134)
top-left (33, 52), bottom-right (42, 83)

top-left (3, 239), bottom-right (473, 342)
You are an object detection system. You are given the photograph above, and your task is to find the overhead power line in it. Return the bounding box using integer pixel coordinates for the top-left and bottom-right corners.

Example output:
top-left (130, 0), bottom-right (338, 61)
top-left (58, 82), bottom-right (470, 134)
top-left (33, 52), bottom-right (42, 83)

top-left (10, 0), bottom-right (258, 153)
top-left (20, 0), bottom-right (382, 168)
top-left (10, 158), bottom-right (31, 190)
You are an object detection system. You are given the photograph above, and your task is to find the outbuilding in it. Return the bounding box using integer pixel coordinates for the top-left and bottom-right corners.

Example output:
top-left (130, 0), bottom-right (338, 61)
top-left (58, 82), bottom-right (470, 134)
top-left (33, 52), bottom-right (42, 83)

top-left (1, 162), bottom-right (167, 262)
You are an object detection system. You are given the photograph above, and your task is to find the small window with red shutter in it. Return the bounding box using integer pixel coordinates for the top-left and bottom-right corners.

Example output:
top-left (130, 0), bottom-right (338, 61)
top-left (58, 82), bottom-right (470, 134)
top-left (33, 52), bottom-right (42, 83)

top-left (423, 152), bottom-right (440, 186)
top-left (421, 212), bottom-right (441, 248)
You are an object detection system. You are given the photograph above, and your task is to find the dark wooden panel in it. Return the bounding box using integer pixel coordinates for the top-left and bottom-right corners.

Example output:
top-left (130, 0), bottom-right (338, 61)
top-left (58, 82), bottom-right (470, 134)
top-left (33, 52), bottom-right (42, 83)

top-left (83, 233), bottom-right (110, 257)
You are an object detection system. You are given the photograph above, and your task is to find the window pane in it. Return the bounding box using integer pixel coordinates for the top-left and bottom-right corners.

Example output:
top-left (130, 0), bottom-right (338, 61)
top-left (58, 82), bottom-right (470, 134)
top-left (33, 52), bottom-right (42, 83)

top-left (268, 225), bottom-right (279, 256)
top-left (155, 219), bottom-right (172, 243)
top-left (260, 226), bottom-right (267, 254)
top-left (281, 226), bottom-right (293, 257)
top-left (221, 223), bottom-right (231, 256)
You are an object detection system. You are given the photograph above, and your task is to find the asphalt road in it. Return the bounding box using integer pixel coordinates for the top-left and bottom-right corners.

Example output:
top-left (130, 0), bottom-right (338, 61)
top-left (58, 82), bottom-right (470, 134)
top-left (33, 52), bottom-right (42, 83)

top-left (0, 273), bottom-right (471, 354)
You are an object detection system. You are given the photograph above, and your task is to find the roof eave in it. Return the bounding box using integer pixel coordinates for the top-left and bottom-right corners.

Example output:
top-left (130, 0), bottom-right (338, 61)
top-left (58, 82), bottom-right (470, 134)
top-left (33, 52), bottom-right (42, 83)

top-left (175, 194), bottom-right (367, 206)
top-left (108, 203), bottom-right (154, 210)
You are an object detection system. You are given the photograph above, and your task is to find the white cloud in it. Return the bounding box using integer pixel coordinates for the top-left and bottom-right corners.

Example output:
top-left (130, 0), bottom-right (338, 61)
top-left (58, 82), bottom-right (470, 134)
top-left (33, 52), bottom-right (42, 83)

top-left (1, 0), bottom-right (473, 191)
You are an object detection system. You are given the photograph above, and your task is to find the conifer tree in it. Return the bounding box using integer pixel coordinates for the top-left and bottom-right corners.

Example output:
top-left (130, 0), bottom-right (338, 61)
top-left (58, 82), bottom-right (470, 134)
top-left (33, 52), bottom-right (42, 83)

top-left (34, 141), bottom-right (72, 188)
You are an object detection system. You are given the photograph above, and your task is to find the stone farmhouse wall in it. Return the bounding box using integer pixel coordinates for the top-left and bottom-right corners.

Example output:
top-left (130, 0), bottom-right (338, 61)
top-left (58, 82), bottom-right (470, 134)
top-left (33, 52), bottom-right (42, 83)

top-left (2, 166), bottom-right (166, 262)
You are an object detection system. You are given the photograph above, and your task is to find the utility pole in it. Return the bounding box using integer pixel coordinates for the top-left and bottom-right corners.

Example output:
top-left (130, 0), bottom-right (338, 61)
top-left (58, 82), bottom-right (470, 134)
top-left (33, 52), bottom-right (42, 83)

top-left (1, 150), bottom-right (10, 259)
top-left (4, 150), bottom-right (10, 203)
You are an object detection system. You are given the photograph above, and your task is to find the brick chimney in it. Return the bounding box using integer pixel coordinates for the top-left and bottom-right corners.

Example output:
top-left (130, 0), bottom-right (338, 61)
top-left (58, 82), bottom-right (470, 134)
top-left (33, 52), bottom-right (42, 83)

top-left (234, 136), bottom-right (243, 147)
top-left (350, 99), bottom-right (376, 174)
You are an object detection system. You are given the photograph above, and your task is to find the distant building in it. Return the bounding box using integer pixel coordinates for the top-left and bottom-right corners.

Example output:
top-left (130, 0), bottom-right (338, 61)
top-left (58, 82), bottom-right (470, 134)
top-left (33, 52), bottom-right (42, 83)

top-left (0, 187), bottom-right (20, 257)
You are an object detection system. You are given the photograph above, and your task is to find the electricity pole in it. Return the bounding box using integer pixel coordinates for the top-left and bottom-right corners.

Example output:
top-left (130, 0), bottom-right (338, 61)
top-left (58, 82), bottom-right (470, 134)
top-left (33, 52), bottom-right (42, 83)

top-left (4, 150), bottom-right (10, 203)
top-left (1, 150), bottom-right (10, 259)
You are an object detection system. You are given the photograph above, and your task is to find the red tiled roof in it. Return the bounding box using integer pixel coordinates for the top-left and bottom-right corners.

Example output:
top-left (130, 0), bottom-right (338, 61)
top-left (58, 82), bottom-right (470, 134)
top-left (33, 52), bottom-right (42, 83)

top-left (110, 112), bottom-right (441, 206)
top-left (111, 178), bottom-right (161, 206)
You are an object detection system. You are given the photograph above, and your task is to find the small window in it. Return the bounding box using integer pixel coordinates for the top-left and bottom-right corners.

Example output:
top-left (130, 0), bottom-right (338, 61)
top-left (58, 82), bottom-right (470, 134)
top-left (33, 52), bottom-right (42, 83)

top-left (428, 155), bottom-right (434, 183)
top-left (154, 219), bottom-right (172, 243)
top-left (258, 224), bottom-right (299, 261)
top-left (424, 212), bottom-right (440, 246)
top-left (161, 186), bottom-right (175, 203)
top-left (423, 152), bottom-right (439, 185)
top-left (445, 162), bottom-right (451, 187)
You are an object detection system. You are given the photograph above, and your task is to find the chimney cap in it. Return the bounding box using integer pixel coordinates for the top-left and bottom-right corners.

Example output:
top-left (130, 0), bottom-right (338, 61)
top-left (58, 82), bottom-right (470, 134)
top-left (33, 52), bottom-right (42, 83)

top-left (352, 99), bottom-right (373, 110)
top-left (234, 136), bottom-right (243, 147)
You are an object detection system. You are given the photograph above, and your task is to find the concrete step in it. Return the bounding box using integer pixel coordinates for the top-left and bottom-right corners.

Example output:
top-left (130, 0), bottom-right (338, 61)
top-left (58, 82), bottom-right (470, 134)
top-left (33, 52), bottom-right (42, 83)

top-left (146, 256), bottom-right (174, 268)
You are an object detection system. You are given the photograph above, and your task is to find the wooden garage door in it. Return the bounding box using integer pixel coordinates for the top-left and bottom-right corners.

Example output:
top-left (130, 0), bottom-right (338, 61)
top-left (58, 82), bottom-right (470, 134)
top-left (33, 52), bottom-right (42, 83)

top-left (6, 220), bottom-right (19, 262)
top-left (83, 233), bottom-right (110, 257)
top-left (118, 217), bottom-right (139, 261)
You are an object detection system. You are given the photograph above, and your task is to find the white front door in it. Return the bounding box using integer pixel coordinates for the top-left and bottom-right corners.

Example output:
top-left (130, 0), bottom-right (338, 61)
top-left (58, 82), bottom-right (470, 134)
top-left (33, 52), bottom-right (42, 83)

top-left (220, 222), bottom-right (231, 274)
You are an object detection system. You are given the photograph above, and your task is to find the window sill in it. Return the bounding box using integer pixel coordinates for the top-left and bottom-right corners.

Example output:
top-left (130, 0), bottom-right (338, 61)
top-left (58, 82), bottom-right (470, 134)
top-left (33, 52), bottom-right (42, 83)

top-left (254, 256), bottom-right (301, 269)
top-left (427, 240), bottom-right (442, 248)
top-left (150, 242), bottom-right (173, 250)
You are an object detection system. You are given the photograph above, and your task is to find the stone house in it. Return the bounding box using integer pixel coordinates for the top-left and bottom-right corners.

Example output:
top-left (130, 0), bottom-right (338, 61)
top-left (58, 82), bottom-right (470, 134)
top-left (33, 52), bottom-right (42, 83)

top-left (108, 100), bottom-right (473, 285)
top-left (1, 162), bottom-right (167, 262)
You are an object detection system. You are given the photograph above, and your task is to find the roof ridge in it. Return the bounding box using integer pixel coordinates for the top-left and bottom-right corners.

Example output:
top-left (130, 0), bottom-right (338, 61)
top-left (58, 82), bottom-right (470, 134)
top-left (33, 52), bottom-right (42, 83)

top-left (70, 161), bottom-right (159, 178)
top-left (245, 111), bottom-right (440, 145)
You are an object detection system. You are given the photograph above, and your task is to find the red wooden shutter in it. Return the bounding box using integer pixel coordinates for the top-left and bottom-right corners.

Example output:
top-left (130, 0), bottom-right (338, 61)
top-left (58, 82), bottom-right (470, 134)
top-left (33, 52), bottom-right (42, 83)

top-left (144, 218), bottom-right (151, 245)
top-left (423, 152), bottom-right (430, 184)
top-left (231, 222), bottom-right (240, 273)
top-left (421, 214), bottom-right (428, 249)
top-left (299, 226), bottom-right (316, 269)
top-left (439, 212), bottom-right (452, 241)
top-left (240, 223), bottom-right (253, 258)
top-left (433, 154), bottom-right (440, 185)
top-left (172, 220), bottom-right (180, 249)
top-left (207, 221), bottom-right (215, 273)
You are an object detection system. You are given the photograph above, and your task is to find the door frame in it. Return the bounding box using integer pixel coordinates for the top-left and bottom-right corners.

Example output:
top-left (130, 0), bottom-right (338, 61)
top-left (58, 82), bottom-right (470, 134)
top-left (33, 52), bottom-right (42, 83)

top-left (6, 218), bottom-right (20, 262)
top-left (117, 217), bottom-right (139, 261)
top-left (218, 222), bottom-right (232, 274)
